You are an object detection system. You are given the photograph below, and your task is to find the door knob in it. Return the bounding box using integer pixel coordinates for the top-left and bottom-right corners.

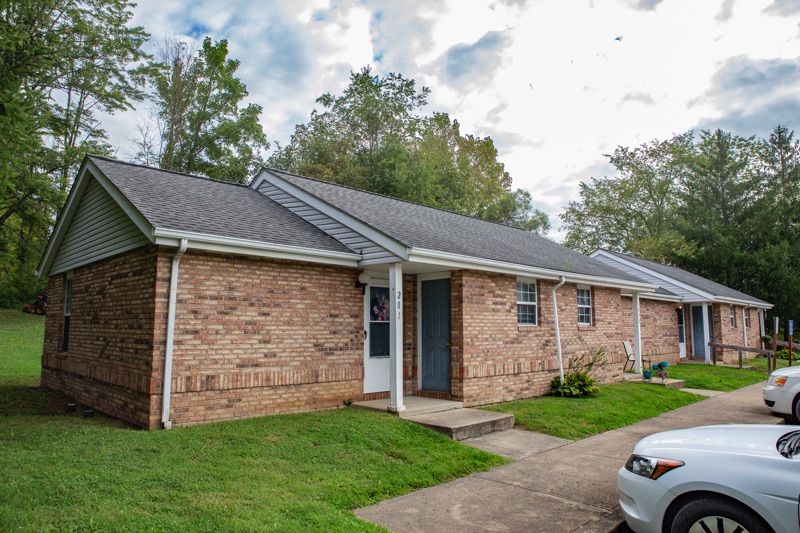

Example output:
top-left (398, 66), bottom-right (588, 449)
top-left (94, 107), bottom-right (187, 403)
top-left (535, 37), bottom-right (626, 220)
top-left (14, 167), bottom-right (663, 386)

top-left (446, 341), bottom-right (452, 347)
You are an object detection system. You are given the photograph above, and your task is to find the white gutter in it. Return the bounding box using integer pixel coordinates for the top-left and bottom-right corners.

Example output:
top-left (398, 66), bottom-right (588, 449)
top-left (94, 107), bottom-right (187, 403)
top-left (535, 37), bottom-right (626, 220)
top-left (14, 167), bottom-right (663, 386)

top-left (552, 276), bottom-right (566, 384)
top-left (153, 229), bottom-right (360, 266)
top-left (162, 238), bottom-right (188, 429)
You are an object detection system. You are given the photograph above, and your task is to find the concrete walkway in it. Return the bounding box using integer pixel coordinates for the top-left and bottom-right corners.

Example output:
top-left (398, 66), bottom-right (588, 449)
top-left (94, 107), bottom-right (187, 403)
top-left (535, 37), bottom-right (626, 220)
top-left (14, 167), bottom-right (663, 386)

top-left (355, 383), bottom-right (783, 533)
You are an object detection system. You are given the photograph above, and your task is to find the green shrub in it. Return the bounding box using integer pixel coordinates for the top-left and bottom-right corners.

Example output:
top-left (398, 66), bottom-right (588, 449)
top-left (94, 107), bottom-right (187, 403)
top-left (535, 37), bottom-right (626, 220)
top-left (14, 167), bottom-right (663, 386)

top-left (776, 348), bottom-right (800, 361)
top-left (551, 348), bottom-right (606, 398)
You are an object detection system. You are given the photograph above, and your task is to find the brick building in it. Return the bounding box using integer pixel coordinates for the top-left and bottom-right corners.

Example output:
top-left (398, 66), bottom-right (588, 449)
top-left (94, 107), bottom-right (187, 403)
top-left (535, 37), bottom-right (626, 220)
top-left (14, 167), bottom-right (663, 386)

top-left (36, 156), bottom-right (771, 429)
top-left (591, 250), bottom-right (770, 365)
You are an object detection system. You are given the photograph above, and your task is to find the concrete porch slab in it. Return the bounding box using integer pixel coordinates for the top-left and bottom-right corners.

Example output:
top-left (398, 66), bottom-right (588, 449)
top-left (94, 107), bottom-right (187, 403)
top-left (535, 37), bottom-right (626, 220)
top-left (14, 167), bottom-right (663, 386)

top-left (405, 409), bottom-right (515, 440)
top-left (350, 396), bottom-right (463, 419)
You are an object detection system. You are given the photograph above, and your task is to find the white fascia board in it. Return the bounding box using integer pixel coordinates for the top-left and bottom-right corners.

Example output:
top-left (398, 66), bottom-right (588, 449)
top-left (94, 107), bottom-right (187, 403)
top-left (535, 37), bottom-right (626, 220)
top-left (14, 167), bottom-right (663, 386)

top-left (36, 158), bottom-right (155, 279)
top-left (153, 229), bottom-right (361, 267)
top-left (590, 249), bottom-right (714, 301)
top-left (590, 251), bottom-right (773, 309)
top-left (409, 248), bottom-right (658, 292)
top-left (621, 292), bottom-right (682, 302)
top-left (714, 296), bottom-right (773, 309)
top-left (254, 169), bottom-right (411, 260)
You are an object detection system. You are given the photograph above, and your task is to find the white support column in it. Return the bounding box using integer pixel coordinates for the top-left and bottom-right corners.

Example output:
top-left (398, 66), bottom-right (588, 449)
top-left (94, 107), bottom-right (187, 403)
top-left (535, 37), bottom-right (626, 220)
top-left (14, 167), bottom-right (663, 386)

top-left (632, 292), bottom-right (643, 373)
top-left (702, 303), bottom-right (711, 364)
top-left (388, 263), bottom-right (405, 413)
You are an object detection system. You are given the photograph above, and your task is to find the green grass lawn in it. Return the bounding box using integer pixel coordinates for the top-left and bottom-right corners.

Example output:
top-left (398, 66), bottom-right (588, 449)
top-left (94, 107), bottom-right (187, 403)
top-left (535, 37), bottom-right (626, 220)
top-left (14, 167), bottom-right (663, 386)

top-left (482, 383), bottom-right (704, 440)
top-left (667, 362), bottom-right (768, 391)
top-left (0, 310), bottom-right (508, 531)
top-left (747, 355), bottom-right (795, 373)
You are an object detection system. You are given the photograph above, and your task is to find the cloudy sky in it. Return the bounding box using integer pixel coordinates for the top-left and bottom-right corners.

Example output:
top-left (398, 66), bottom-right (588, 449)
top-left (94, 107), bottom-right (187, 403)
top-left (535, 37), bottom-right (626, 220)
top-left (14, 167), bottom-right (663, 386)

top-left (104, 0), bottom-right (800, 239)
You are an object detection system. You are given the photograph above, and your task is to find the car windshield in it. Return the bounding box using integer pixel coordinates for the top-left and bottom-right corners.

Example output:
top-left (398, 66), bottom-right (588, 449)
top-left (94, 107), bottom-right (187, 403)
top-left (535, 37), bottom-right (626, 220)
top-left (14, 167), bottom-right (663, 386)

top-left (777, 430), bottom-right (800, 458)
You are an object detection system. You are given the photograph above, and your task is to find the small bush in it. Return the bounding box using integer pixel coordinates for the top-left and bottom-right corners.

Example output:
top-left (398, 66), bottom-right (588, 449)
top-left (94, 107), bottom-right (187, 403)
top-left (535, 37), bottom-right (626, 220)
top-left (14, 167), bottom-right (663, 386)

top-left (776, 348), bottom-right (800, 361)
top-left (551, 348), bottom-right (606, 398)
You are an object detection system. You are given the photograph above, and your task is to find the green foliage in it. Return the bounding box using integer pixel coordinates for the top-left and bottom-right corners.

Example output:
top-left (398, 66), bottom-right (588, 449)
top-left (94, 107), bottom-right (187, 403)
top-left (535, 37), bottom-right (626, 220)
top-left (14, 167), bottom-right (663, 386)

top-left (550, 348), bottom-right (606, 397)
top-left (776, 348), bottom-right (800, 361)
top-left (0, 0), bottom-right (150, 307)
top-left (560, 125), bottom-right (800, 325)
top-left (0, 311), bottom-right (507, 530)
top-left (270, 67), bottom-right (549, 233)
top-left (136, 37), bottom-right (269, 184)
top-left (560, 133), bottom-right (694, 260)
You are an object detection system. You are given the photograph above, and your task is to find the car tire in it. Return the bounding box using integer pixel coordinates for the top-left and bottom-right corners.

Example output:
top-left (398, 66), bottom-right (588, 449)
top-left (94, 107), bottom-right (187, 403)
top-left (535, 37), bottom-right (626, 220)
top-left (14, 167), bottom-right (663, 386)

top-left (669, 495), bottom-right (772, 533)
top-left (789, 395), bottom-right (800, 425)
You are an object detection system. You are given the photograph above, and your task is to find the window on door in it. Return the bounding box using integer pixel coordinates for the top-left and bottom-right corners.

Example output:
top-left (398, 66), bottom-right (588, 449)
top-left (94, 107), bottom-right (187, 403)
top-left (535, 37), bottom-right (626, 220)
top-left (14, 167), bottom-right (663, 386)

top-left (368, 286), bottom-right (390, 357)
top-left (577, 286), bottom-right (592, 326)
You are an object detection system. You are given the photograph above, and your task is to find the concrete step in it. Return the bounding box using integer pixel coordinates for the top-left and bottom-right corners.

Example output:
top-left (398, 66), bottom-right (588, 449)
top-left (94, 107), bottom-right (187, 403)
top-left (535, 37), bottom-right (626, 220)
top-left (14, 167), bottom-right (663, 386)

top-left (641, 377), bottom-right (685, 389)
top-left (405, 408), bottom-right (515, 441)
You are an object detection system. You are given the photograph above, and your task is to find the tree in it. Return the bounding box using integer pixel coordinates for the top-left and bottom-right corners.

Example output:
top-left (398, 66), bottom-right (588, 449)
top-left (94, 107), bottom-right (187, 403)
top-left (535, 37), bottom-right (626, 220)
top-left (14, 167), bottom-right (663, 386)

top-left (675, 130), bottom-right (758, 287)
top-left (270, 67), bottom-right (548, 232)
top-left (0, 0), bottom-right (150, 306)
top-left (137, 37), bottom-right (268, 183)
top-left (560, 133), bottom-right (694, 260)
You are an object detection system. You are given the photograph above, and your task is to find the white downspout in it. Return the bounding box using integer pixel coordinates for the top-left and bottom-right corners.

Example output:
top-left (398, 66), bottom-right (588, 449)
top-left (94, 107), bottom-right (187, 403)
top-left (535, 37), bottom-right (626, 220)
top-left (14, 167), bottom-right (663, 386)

top-left (162, 239), bottom-right (188, 429)
top-left (632, 292), bottom-right (642, 373)
top-left (552, 276), bottom-right (566, 384)
top-left (702, 303), bottom-right (711, 364)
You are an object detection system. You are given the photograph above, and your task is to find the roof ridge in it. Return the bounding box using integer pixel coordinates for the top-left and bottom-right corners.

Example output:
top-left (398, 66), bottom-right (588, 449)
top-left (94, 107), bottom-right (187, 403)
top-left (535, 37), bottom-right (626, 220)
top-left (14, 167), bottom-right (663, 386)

top-left (262, 166), bottom-right (547, 238)
top-left (89, 154), bottom-right (251, 188)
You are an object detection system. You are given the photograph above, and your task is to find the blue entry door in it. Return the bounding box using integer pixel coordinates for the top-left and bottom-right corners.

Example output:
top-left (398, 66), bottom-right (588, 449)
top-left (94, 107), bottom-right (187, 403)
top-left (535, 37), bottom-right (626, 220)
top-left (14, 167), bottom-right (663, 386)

top-left (691, 305), bottom-right (705, 357)
top-left (421, 278), bottom-right (451, 392)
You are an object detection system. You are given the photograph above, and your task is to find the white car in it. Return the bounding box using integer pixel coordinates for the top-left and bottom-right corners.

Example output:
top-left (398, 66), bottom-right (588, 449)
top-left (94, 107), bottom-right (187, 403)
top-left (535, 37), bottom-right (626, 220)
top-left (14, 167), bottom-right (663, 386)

top-left (617, 425), bottom-right (800, 533)
top-left (763, 366), bottom-right (800, 423)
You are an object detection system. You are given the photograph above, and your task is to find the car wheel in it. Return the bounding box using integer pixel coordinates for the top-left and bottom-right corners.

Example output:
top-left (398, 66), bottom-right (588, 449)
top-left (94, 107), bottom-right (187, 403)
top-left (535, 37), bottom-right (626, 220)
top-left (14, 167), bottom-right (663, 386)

top-left (789, 395), bottom-right (800, 425)
top-left (669, 495), bottom-right (771, 533)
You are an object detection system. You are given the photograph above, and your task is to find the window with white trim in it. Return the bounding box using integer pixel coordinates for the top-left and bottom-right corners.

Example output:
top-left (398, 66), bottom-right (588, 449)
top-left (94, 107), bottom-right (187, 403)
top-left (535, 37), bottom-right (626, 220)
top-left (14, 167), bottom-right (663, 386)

top-left (577, 286), bottom-right (592, 326)
top-left (745, 309), bottom-right (751, 328)
top-left (729, 305), bottom-right (736, 328)
top-left (516, 280), bottom-right (537, 326)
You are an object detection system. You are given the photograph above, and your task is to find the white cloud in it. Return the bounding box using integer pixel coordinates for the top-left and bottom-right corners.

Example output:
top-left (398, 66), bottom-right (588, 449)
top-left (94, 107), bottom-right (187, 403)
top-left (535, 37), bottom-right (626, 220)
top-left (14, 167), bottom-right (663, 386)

top-left (102, 0), bottom-right (800, 241)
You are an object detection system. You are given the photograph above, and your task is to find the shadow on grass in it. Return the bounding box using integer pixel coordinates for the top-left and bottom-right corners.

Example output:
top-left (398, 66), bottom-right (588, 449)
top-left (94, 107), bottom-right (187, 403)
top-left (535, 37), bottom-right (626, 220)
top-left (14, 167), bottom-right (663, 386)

top-left (0, 383), bottom-right (131, 428)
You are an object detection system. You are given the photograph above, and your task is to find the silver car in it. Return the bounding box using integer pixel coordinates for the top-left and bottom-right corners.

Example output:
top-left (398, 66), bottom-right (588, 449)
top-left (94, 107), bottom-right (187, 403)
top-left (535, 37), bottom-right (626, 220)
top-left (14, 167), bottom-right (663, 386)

top-left (763, 366), bottom-right (800, 423)
top-left (617, 424), bottom-right (800, 533)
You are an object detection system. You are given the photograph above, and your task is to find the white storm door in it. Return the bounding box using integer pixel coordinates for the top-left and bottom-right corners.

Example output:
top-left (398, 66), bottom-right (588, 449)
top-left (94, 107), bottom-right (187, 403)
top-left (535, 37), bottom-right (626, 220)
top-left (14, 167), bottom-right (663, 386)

top-left (364, 284), bottom-right (391, 393)
top-left (678, 307), bottom-right (687, 358)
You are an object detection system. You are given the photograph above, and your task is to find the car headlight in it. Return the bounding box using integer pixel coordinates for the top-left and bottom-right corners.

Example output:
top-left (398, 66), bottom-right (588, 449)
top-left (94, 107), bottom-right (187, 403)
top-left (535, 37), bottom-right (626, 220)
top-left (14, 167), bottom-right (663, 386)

top-left (625, 454), bottom-right (684, 480)
top-left (769, 376), bottom-right (788, 386)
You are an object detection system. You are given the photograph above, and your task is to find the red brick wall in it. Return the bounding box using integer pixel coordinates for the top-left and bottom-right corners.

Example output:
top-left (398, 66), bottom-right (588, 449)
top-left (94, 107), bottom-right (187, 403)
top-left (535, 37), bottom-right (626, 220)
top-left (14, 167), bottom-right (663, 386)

top-left (153, 250), bottom-right (364, 428)
top-left (715, 304), bottom-right (764, 363)
top-left (41, 246), bottom-right (159, 429)
top-left (451, 270), bottom-right (628, 407)
top-left (621, 298), bottom-right (681, 366)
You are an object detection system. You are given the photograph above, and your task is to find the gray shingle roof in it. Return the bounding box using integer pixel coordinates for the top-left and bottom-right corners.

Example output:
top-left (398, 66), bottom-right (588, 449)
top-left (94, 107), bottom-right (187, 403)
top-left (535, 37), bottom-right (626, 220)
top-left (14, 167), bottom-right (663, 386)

top-left (267, 169), bottom-right (646, 282)
top-left (601, 249), bottom-right (769, 305)
top-left (89, 156), bottom-right (354, 255)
